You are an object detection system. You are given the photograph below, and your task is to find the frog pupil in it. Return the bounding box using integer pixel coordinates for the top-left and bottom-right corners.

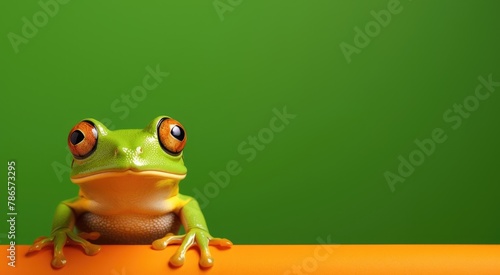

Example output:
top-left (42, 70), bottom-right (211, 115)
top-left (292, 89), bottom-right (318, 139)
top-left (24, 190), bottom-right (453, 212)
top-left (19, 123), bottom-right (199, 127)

top-left (170, 126), bottom-right (184, 141)
top-left (70, 130), bottom-right (85, 145)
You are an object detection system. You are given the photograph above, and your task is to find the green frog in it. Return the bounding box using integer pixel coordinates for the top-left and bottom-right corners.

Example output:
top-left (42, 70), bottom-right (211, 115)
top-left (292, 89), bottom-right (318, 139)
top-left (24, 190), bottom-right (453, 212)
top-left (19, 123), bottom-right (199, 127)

top-left (29, 116), bottom-right (232, 268)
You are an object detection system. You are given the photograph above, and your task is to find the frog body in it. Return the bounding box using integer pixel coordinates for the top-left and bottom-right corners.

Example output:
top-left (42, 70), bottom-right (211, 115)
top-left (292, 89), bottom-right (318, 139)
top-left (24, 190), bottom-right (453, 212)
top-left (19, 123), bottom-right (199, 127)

top-left (29, 116), bottom-right (232, 268)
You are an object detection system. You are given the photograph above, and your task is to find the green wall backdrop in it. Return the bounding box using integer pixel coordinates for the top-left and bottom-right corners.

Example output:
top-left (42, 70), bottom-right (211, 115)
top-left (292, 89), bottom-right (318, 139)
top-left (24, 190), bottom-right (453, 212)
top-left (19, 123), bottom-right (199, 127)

top-left (1, 0), bottom-right (499, 245)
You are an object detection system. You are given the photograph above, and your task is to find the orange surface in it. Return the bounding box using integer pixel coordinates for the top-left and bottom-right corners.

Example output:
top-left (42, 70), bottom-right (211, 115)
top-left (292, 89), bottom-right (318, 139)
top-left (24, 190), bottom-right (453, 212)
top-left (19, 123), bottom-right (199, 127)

top-left (1, 244), bottom-right (500, 274)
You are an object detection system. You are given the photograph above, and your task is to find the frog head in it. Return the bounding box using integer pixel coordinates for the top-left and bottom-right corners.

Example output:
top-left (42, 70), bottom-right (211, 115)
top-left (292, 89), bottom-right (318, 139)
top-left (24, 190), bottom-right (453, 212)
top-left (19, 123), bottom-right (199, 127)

top-left (67, 116), bottom-right (187, 187)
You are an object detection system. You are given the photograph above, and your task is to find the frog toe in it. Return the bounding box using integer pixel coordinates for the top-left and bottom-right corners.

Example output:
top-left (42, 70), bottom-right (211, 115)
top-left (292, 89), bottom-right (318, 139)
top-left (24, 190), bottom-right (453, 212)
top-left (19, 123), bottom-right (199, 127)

top-left (67, 231), bottom-right (101, 255)
top-left (209, 237), bottom-right (232, 248)
top-left (28, 236), bottom-right (54, 253)
top-left (152, 233), bottom-right (184, 250)
top-left (77, 231), bottom-right (101, 241)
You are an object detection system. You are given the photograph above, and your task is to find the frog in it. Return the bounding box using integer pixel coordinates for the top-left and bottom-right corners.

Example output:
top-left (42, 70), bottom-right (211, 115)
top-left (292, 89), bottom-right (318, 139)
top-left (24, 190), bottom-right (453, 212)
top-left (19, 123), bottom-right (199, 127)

top-left (28, 116), bottom-right (232, 269)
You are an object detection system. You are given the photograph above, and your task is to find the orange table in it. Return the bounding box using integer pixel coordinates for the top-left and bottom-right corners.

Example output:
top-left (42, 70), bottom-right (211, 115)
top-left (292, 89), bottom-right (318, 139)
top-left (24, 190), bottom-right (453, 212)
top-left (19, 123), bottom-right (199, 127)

top-left (1, 244), bottom-right (500, 274)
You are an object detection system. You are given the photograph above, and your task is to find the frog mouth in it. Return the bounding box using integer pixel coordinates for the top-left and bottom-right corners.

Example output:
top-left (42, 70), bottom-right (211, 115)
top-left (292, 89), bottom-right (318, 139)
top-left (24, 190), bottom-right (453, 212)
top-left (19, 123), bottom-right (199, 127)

top-left (70, 169), bottom-right (186, 184)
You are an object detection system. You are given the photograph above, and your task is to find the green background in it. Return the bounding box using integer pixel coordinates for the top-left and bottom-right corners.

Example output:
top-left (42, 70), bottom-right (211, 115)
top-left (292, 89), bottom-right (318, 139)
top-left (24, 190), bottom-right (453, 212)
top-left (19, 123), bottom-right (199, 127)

top-left (1, 0), bottom-right (499, 246)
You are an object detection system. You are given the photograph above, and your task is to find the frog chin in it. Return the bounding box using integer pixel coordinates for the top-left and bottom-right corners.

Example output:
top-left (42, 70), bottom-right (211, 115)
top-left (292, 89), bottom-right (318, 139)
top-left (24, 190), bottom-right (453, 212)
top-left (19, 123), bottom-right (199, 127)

top-left (70, 169), bottom-right (186, 185)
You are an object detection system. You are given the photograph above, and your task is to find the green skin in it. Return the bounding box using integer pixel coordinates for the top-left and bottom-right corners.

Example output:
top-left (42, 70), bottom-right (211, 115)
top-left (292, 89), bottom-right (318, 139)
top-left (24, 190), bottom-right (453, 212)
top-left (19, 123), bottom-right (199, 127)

top-left (28, 116), bottom-right (232, 268)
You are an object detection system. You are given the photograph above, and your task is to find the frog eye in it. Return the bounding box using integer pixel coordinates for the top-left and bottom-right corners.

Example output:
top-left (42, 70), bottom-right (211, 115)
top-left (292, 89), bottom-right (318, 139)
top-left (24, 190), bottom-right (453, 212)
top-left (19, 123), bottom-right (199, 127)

top-left (157, 117), bottom-right (186, 155)
top-left (68, 120), bottom-right (98, 159)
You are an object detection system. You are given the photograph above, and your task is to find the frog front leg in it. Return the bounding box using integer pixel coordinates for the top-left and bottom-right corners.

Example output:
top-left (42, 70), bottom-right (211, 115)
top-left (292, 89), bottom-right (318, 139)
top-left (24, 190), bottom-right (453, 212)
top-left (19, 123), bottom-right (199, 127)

top-left (152, 195), bottom-right (232, 268)
top-left (27, 198), bottom-right (101, 268)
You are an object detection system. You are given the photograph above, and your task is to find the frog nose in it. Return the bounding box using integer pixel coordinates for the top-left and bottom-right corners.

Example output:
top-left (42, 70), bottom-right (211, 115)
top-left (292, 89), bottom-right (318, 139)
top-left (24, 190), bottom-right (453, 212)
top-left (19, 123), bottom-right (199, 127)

top-left (114, 146), bottom-right (143, 157)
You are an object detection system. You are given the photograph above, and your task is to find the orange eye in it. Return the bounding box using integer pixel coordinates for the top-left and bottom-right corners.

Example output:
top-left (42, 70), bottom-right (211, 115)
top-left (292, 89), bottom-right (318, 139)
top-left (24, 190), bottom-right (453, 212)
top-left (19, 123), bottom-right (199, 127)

top-left (68, 120), bottom-right (98, 159)
top-left (157, 117), bottom-right (186, 155)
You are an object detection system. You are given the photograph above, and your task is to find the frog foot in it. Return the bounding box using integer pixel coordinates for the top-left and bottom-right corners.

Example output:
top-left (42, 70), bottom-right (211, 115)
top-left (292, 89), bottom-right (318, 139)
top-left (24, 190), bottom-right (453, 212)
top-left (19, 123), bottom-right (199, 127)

top-left (27, 228), bottom-right (101, 269)
top-left (152, 228), bottom-right (232, 268)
